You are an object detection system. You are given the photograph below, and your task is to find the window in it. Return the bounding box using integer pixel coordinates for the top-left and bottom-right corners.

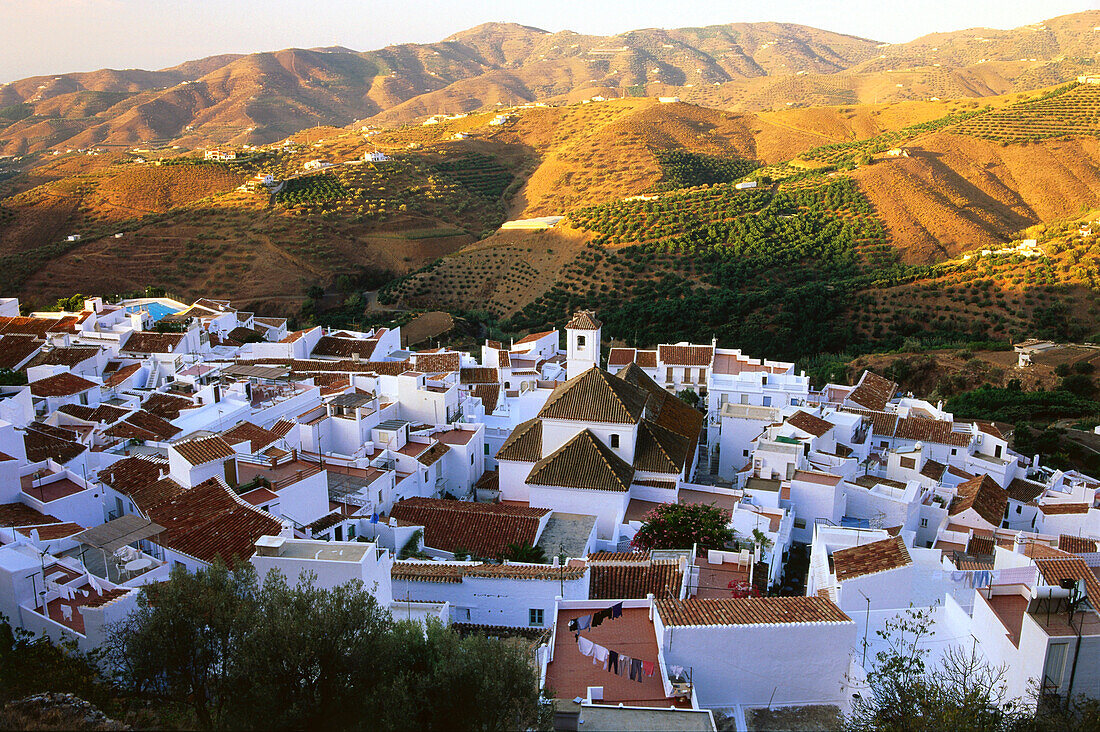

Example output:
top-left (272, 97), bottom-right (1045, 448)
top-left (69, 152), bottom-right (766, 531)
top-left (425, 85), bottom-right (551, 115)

top-left (79, 391), bottom-right (89, 405)
top-left (920, 518), bottom-right (928, 528)
top-left (951, 448), bottom-right (957, 456)
top-left (1016, 505), bottom-right (1022, 514)
top-left (484, 444), bottom-right (490, 455)
top-left (793, 518), bottom-right (807, 529)
top-left (1044, 643), bottom-right (1068, 691)
top-left (610, 434), bottom-right (619, 448)
top-left (470, 453), bottom-right (474, 465)
top-left (900, 457), bottom-right (916, 470)
top-left (743, 449), bottom-right (749, 457)
top-left (880, 441), bottom-right (889, 449)
top-left (762, 396), bottom-right (772, 407)
top-left (529, 608), bottom-right (544, 626)
top-left (577, 335), bottom-right (586, 348)
top-left (505, 381), bottom-right (511, 389)
top-left (347, 524), bottom-right (356, 540)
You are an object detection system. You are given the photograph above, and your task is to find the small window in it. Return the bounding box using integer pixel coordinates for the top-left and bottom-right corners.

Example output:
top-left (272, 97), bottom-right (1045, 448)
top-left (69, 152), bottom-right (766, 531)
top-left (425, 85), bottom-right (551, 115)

top-left (1016, 505), bottom-right (1022, 514)
top-left (484, 444), bottom-right (490, 455)
top-left (920, 518), bottom-right (928, 528)
top-left (880, 441), bottom-right (889, 449)
top-left (610, 434), bottom-right (620, 448)
top-left (529, 608), bottom-right (544, 626)
top-left (900, 457), bottom-right (916, 470)
top-left (505, 381), bottom-right (511, 389)
top-left (951, 448), bottom-right (957, 456)
top-left (743, 449), bottom-right (749, 457)
top-left (793, 518), bottom-right (807, 529)
top-left (577, 335), bottom-right (586, 348)
top-left (470, 453), bottom-right (474, 465)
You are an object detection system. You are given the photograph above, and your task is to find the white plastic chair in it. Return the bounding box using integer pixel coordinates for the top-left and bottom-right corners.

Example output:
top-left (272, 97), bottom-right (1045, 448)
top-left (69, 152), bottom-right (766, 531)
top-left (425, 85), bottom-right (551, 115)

top-left (60, 605), bottom-right (73, 622)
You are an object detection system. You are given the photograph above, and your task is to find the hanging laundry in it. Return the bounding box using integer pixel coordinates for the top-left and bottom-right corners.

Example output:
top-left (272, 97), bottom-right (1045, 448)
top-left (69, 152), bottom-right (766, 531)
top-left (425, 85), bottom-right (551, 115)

top-left (611, 602), bottom-right (623, 618)
top-left (607, 650), bottom-right (619, 674)
top-left (592, 644), bottom-right (609, 668)
top-left (576, 614), bottom-right (591, 631)
top-left (617, 654), bottom-right (630, 676)
top-left (641, 660), bottom-right (656, 677)
top-left (592, 608), bottom-right (611, 627)
top-left (670, 664), bottom-right (685, 678)
top-left (577, 635), bottom-right (595, 658)
top-left (629, 658), bottom-right (643, 682)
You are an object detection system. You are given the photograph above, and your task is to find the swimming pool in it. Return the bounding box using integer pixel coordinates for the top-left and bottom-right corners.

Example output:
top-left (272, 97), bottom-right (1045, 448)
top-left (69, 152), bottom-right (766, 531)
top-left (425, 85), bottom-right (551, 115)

top-left (125, 301), bottom-right (181, 323)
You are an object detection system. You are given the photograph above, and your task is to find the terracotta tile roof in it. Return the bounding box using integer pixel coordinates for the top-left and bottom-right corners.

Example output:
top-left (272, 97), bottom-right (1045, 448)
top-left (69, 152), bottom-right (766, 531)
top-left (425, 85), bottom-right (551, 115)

top-left (412, 351), bottom-right (460, 373)
top-left (0, 502), bottom-right (61, 527)
top-left (1057, 535), bottom-right (1098, 554)
top-left (514, 330), bottom-right (556, 345)
top-left (615, 364), bottom-right (704, 442)
top-left (1038, 502), bottom-right (1090, 515)
top-left (0, 316), bottom-right (55, 337)
top-left (589, 551), bottom-right (650, 562)
top-left (121, 331), bottom-right (184, 354)
top-left (565, 310), bottom-right (601, 330)
top-left (787, 411), bottom-right (834, 437)
top-left (98, 455), bottom-right (184, 512)
top-left (1035, 557), bottom-right (1100, 604)
top-left (894, 417), bottom-right (971, 447)
top-left (656, 597), bottom-right (851, 627)
top-left (974, 421), bottom-right (1007, 440)
top-left (221, 421), bottom-right (280, 452)
top-left (792, 470), bottom-right (842, 486)
top-left (311, 335), bottom-right (379, 360)
top-left (141, 392), bottom-right (197, 419)
top-left (305, 511), bottom-right (347, 533)
top-left (240, 357), bottom-right (411, 376)
top-left (472, 384), bottom-right (500, 414)
top-left (635, 350), bottom-right (657, 368)
top-left (920, 459), bottom-right (947, 481)
top-left (417, 442), bottom-right (450, 467)
top-left (634, 420), bottom-right (690, 474)
top-left (392, 560), bottom-right (585, 583)
top-left (527, 429), bottom-right (634, 492)
top-left (949, 475), bottom-right (1008, 527)
top-left (590, 561), bottom-right (683, 600)
top-left (28, 372), bottom-right (97, 397)
top-left (832, 536), bottom-right (912, 581)
top-left (32, 521), bottom-right (86, 540)
top-left (0, 334), bottom-right (42, 370)
top-left (1007, 478), bottom-right (1045, 503)
top-left (607, 348), bottom-right (635, 367)
top-left (495, 418), bottom-right (543, 462)
top-left (171, 436), bottom-right (236, 466)
top-left (270, 419), bottom-right (295, 438)
top-left (147, 477), bottom-right (283, 564)
top-left (967, 535), bottom-right (996, 556)
top-left (460, 367), bottom-right (499, 384)
top-left (30, 346), bottom-right (99, 368)
top-left (658, 344), bottom-right (714, 367)
top-left (846, 371), bottom-right (897, 411)
top-left (1022, 541), bottom-right (1073, 560)
top-left (227, 326), bottom-right (263, 343)
top-left (279, 328), bottom-right (312, 343)
top-left (58, 403), bottom-right (129, 424)
top-left (841, 407), bottom-right (898, 437)
top-left (24, 424), bottom-right (86, 463)
top-left (254, 317), bottom-right (287, 328)
top-left (389, 498), bottom-right (549, 558)
top-left (104, 410), bottom-right (181, 441)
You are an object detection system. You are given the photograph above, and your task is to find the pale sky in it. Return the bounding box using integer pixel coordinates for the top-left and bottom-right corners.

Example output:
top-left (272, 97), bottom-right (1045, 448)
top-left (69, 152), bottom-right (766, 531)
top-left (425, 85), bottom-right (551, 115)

top-left (0, 0), bottom-right (1095, 83)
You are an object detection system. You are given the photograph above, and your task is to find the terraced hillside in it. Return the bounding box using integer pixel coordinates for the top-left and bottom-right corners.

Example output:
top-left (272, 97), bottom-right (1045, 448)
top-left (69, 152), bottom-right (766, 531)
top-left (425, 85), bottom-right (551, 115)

top-left (952, 82), bottom-right (1100, 142)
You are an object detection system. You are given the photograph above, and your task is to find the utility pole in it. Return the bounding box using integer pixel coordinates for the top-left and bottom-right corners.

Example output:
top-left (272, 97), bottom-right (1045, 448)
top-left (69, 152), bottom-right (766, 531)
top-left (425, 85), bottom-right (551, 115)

top-left (859, 590), bottom-right (871, 668)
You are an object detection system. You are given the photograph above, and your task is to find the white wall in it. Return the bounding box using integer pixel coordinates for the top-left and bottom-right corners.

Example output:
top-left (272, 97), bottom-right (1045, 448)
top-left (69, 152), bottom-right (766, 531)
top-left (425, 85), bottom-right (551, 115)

top-left (529, 484), bottom-right (628, 541)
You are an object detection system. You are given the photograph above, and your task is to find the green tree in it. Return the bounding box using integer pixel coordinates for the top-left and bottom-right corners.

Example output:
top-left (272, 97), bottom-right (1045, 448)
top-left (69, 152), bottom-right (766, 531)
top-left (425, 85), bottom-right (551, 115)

top-left (631, 502), bottom-right (733, 551)
top-left (676, 388), bottom-right (700, 407)
top-left (846, 608), bottom-right (1021, 732)
top-left (381, 618), bottom-right (552, 732)
top-left (106, 561), bottom-right (258, 729)
top-left (501, 542), bottom-right (547, 564)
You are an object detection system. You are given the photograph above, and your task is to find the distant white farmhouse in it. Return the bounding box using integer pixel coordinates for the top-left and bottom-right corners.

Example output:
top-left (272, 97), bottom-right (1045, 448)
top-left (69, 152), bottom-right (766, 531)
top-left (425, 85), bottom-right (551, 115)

top-left (500, 216), bottom-right (564, 231)
top-left (735, 181), bottom-right (758, 190)
top-left (363, 151), bottom-right (391, 162)
top-left (204, 149), bottom-right (236, 161)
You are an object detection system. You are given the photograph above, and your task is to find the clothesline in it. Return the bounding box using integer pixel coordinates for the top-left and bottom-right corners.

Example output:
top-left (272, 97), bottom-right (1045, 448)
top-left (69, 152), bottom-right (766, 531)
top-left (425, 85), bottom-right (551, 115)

top-left (567, 601), bottom-right (623, 632)
top-left (575, 633), bottom-right (656, 683)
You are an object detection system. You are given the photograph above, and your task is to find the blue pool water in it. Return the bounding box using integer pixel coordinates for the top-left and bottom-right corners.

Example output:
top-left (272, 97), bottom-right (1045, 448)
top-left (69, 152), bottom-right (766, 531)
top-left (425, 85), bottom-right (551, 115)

top-left (126, 302), bottom-right (181, 323)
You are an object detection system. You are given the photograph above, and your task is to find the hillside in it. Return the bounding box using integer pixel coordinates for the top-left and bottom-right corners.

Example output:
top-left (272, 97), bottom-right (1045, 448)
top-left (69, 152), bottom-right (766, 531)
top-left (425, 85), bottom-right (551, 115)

top-left (1, 12), bottom-right (1097, 154)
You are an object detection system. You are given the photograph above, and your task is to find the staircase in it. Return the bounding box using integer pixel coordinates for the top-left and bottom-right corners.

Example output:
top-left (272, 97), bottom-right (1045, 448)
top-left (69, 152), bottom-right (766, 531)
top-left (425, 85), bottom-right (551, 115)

top-left (144, 360), bottom-right (160, 389)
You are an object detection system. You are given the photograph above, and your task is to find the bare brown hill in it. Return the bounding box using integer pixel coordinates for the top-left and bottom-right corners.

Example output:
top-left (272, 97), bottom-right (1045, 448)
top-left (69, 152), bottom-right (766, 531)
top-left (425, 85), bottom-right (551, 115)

top-left (853, 133), bottom-right (1100, 262)
top-left (3, 12), bottom-right (1096, 153)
